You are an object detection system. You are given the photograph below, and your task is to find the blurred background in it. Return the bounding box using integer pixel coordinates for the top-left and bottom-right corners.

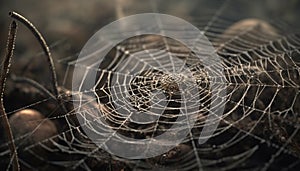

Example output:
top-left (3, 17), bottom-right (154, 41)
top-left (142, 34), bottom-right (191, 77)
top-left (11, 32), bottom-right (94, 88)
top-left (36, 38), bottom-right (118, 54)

top-left (1, 0), bottom-right (300, 89)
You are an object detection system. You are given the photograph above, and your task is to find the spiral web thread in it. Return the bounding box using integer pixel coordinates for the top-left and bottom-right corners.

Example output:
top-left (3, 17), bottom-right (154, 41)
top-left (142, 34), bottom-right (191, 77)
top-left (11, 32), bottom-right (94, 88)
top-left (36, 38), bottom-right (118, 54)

top-left (1, 1), bottom-right (300, 170)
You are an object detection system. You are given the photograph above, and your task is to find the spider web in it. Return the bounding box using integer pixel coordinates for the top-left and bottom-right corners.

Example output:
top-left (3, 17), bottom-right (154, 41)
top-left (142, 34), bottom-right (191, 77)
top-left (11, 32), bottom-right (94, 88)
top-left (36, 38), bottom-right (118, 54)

top-left (1, 0), bottom-right (300, 170)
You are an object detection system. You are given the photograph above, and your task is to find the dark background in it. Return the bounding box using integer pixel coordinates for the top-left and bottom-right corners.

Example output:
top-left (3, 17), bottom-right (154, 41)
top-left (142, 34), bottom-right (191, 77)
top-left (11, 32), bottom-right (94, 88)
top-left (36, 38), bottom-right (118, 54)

top-left (0, 0), bottom-right (300, 87)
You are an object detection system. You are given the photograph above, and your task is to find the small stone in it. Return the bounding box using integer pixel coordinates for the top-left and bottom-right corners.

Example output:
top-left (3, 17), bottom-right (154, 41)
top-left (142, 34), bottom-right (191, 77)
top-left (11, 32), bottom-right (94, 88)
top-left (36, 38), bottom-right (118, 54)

top-left (218, 18), bottom-right (279, 46)
top-left (9, 109), bottom-right (58, 147)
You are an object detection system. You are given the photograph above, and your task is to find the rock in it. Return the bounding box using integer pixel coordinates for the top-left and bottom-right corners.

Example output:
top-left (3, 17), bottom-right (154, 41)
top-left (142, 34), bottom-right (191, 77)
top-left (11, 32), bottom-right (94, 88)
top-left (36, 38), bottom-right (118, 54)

top-left (9, 109), bottom-right (57, 147)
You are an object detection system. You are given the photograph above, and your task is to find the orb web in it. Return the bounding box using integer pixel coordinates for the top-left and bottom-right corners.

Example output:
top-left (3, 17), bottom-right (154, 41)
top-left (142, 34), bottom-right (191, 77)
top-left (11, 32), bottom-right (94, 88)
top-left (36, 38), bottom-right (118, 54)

top-left (1, 1), bottom-right (300, 171)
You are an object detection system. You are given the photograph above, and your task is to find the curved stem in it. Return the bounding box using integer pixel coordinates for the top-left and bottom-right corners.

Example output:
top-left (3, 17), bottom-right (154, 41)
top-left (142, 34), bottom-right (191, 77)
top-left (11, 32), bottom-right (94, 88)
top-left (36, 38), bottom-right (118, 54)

top-left (9, 11), bottom-right (59, 98)
top-left (0, 21), bottom-right (20, 171)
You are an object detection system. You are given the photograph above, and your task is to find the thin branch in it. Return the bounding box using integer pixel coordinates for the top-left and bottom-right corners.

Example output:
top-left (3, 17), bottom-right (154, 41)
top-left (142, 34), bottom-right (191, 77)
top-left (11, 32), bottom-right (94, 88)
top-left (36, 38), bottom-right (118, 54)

top-left (9, 11), bottom-right (59, 98)
top-left (11, 75), bottom-right (56, 99)
top-left (0, 21), bottom-right (20, 171)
